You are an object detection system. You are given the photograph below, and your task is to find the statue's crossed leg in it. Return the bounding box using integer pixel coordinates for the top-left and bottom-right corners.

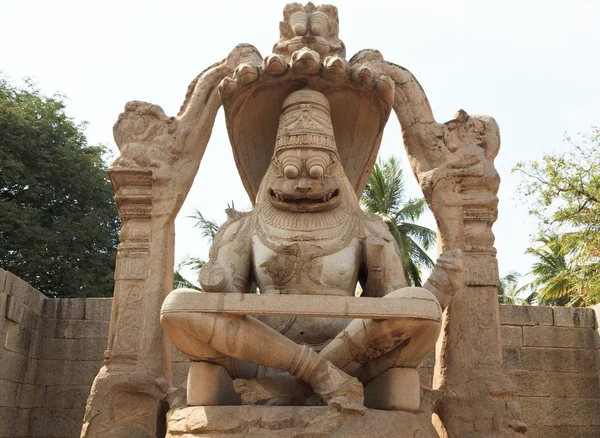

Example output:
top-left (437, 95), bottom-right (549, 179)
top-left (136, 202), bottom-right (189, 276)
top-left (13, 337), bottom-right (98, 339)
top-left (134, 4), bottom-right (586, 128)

top-left (160, 288), bottom-right (440, 412)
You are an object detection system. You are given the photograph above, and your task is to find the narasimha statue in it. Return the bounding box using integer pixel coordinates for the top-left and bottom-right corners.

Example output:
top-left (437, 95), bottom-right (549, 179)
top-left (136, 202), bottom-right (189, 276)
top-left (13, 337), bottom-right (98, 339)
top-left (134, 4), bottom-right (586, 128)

top-left (161, 88), bottom-right (462, 412)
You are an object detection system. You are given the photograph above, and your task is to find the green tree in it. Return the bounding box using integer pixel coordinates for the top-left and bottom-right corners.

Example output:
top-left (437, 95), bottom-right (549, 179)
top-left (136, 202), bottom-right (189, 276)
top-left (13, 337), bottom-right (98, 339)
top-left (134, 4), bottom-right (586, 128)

top-left (524, 236), bottom-right (583, 306)
top-left (173, 204), bottom-right (231, 290)
top-left (0, 76), bottom-right (119, 298)
top-left (360, 156), bottom-right (436, 286)
top-left (498, 271), bottom-right (531, 305)
top-left (514, 128), bottom-right (600, 306)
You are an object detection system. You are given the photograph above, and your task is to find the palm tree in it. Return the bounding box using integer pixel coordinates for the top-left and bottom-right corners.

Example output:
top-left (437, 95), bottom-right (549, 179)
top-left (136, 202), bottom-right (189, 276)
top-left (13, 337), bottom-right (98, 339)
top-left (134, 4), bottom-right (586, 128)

top-left (360, 156), bottom-right (436, 286)
top-left (176, 201), bottom-right (260, 293)
top-left (189, 209), bottom-right (220, 244)
top-left (525, 236), bottom-right (579, 306)
top-left (498, 271), bottom-right (531, 305)
top-left (172, 210), bottom-right (220, 290)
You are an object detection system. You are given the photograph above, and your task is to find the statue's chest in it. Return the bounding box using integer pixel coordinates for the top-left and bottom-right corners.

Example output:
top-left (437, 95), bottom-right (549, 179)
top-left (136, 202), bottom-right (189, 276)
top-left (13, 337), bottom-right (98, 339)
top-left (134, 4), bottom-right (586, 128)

top-left (251, 235), bottom-right (361, 294)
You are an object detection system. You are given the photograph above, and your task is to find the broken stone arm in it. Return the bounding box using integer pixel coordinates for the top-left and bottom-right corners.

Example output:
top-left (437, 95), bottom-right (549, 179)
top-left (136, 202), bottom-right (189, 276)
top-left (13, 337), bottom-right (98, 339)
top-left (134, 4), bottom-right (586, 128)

top-left (362, 230), bottom-right (463, 309)
top-left (362, 234), bottom-right (408, 297)
top-left (198, 215), bottom-right (253, 293)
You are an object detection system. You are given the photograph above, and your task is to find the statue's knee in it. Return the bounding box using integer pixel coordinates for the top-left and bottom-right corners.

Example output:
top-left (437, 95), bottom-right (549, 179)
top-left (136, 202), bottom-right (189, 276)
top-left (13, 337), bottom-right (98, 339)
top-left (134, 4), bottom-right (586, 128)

top-left (383, 286), bottom-right (435, 301)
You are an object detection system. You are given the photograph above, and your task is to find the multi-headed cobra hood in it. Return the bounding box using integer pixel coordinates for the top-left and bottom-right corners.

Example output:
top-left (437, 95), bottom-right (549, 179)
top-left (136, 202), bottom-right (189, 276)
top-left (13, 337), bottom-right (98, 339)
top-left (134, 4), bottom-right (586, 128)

top-left (217, 4), bottom-right (396, 205)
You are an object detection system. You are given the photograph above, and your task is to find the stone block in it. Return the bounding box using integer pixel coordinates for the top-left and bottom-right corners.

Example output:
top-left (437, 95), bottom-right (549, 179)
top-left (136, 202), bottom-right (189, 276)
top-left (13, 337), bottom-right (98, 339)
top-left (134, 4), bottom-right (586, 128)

top-left (553, 306), bottom-right (596, 328)
top-left (172, 362), bottom-right (190, 389)
top-left (4, 322), bottom-right (39, 356)
top-left (41, 319), bottom-right (110, 339)
top-left (17, 383), bottom-right (36, 409)
top-left (592, 304), bottom-right (600, 349)
top-left (41, 299), bottom-right (58, 320)
top-left (0, 407), bottom-right (17, 438)
top-left (0, 350), bottom-right (28, 383)
top-left (0, 268), bottom-right (8, 292)
top-left (187, 361), bottom-right (240, 406)
top-left (163, 290), bottom-right (441, 320)
top-left (523, 326), bottom-right (595, 349)
top-left (17, 383), bottom-right (40, 409)
top-left (418, 364), bottom-right (433, 389)
top-left (21, 306), bottom-right (41, 333)
top-left (520, 397), bottom-right (600, 426)
top-left (35, 359), bottom-right (102, 386)
top-left (39, 337), bottom-right (106, 361)
top-left (0, 379), bottom-right (20, 407)
top-left (5, 295), bottom-right (25, 324)
top-left (364, 367), bottom-right (420, 411)
top-left (22, 356), bottom-right (38, 385)
top-left (167, 406), bottom-right (439, 437)
top-left (56, 298), bottom-right (86, 320)
top-left (506, 370), bottom-right (600, 398)
top-left (0, 293), bottom-right (8, 319)
top-left (43, 298), bottom-right (88, 320)
top-left (84, 298), bottom-right (113, 321)
top-left (499, 305), bottom-right (553, 326)
top-left (13, 408), bottom-right (30, 437)
top-left (503, 347), bottom-right (595, 372)
top-left (501, 325), bottom-right (523, 347)
top-left (29, 407), bottom-right (86, 438)
top-left (8, 274), bottom-right (45, 315)
top-left (44, 385), bottom-right (91, 409)
top-left (525, 425), bottom-right (600, 438)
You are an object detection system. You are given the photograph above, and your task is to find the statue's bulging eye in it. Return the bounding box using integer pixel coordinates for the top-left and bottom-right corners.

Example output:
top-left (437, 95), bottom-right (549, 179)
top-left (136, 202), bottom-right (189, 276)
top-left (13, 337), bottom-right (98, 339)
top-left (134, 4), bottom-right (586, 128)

top-left (284, 165), bottom-right (299, 179)
top-left (308, 164), bottom-right (324, 179)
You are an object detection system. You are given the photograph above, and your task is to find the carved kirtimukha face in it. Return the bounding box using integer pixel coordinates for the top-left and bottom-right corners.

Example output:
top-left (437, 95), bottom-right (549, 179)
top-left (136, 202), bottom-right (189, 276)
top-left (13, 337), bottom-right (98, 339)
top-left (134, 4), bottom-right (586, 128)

top-left (269, 148), bottom-right (342, 212)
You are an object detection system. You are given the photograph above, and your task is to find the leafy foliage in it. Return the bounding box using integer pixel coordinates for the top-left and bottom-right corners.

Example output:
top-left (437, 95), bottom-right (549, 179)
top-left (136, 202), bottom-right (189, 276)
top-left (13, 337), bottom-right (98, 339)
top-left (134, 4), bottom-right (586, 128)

top-left (514, 128), bottom-right (600, 306)
top-left (360, 156), bottom-right (436, 286)
top-left (0, 76), bottom-right (119, 297)
top-left (522, 236), bottom-right (591, 306)
top-left (175, 202), bottom-right (250, 290)
top-left (498, 271), bottom-right (531, 305)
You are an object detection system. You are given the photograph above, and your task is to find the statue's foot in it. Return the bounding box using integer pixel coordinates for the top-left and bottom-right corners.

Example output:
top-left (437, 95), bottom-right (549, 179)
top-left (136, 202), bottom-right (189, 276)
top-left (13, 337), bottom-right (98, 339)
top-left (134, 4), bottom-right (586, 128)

top-left (319, 375), bottom-right (366, 414)
top-left (307, 358), bottom-right (366, 414)
top-left (233, 374), bottom-right (312, 406)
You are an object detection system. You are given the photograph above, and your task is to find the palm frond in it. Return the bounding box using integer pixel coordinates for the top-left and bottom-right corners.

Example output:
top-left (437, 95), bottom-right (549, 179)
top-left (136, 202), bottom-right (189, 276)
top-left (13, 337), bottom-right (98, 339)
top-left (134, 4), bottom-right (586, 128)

top-left (188, 209), bottom-right (220, 244)
top-left (397, 222), bottom-right (437, 252)
top-left (173, 270), bottom-right (201, 290)
top-left (361, 155), bottom-right (436, 286)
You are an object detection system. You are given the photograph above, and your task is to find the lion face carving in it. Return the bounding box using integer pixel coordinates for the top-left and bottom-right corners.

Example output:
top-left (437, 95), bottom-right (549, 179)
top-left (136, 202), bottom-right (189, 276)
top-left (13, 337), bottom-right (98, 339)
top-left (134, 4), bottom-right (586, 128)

top-left (269, 148), bottom-right (343, 212)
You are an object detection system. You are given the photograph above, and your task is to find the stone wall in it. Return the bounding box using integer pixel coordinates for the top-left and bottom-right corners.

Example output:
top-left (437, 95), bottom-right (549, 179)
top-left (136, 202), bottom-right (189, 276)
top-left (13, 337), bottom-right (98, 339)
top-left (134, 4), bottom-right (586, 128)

top-left (499, 305), bottom-right (600, 438)
top-left (32, 298), bottom-right (111, 437)
top-left (1, 268), bottom-right (600, 437)
top-left (0, 269), bottom-right (45, 437)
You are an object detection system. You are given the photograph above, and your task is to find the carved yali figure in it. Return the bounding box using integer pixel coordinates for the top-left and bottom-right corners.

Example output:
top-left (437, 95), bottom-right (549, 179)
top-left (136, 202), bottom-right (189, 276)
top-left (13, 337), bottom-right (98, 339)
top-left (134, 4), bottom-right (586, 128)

top-left (161, 89), bottom-right (463, 412)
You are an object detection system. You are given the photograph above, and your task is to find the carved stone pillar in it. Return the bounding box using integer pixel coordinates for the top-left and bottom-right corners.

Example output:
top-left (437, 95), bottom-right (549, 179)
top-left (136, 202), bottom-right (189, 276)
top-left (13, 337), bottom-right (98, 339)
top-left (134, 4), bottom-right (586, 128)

top-left (80, 47), bottom-right (249, 437)
top-left (81, 168), bottom-right (177, 437)
top-left (417, 113), bottom-right (527, 437)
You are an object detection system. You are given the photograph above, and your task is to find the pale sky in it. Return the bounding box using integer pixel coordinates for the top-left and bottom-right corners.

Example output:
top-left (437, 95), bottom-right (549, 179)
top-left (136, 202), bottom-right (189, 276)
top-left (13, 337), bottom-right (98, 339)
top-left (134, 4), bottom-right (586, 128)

top-left (2, 0), bottom-right (599, 287)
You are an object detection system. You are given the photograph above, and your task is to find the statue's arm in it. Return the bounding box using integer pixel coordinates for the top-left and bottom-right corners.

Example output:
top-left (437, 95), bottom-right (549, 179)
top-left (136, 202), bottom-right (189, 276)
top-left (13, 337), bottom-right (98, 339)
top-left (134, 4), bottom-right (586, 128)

top-left (198, 212), bottom-right (254, 294)
top-left (422, 250), bottom-right (464, 310)
top-left (361, 218), bottom-right (463, 308)
top-left (360, 220), bottom-right (409, 298)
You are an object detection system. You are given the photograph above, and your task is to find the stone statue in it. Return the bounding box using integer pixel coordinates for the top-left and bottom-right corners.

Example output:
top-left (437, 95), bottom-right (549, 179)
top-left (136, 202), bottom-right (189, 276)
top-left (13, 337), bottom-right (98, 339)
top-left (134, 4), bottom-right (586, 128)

top-left (84, 3), bottom-right (527, 437)
top-left (161, 88), bottom-right (463, 412)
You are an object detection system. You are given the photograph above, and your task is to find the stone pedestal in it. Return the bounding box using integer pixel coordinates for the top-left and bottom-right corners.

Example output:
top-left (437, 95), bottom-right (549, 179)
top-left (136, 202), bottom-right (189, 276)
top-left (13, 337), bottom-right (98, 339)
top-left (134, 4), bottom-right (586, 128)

top-left (166, 406), bottom-right (438, 437)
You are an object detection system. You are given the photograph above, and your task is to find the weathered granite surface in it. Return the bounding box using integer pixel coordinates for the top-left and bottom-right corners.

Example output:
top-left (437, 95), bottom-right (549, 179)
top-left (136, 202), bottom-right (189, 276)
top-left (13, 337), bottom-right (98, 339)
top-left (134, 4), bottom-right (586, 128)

top-left (166, 406), bottom-right (439, 438)
top-left (1, 269), bottom-right (599, 437)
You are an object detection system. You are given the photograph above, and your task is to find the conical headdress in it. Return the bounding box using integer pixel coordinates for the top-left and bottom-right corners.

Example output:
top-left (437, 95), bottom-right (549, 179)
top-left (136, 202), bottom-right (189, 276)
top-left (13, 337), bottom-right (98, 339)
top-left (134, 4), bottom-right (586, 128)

top-left (274, 89), bottom-right (339, 158)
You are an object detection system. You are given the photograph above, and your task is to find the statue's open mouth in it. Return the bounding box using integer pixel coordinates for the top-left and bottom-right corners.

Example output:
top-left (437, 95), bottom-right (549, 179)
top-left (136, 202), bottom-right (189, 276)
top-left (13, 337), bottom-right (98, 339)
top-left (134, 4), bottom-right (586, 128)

top-left (269, 189), bottom-right (341, 212)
